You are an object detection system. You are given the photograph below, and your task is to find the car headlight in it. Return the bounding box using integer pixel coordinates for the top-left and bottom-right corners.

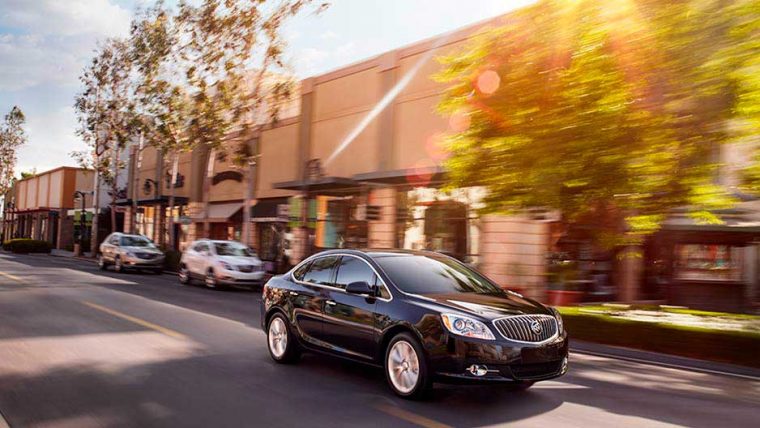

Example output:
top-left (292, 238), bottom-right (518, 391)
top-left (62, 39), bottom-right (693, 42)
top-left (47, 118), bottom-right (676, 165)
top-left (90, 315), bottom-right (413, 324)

top-left (219, 261), bottom-right (233, 271)
top-left (550, 308), bottom-right (564, 333)
top-left (440, 313), bottom-right (495, 340)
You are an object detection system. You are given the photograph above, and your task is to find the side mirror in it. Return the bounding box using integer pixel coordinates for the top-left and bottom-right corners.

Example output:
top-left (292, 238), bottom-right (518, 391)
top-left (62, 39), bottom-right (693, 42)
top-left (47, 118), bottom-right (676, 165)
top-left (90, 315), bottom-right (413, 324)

top-left (346, 281), bottom-right (374, 296)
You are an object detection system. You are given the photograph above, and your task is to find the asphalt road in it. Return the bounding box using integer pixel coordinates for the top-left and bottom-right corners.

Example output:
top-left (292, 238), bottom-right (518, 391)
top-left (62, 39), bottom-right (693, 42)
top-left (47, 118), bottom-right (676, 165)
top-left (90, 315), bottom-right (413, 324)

top-left (0, 253), bottom-right (758, 428)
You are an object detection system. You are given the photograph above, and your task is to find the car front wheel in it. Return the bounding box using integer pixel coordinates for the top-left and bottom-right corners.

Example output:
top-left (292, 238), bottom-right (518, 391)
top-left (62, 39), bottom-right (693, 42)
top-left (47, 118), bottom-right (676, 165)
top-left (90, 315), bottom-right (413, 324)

top-left (385, 332), bottom-right (431, 399)
top-left (204, 269), bottom-right (217, 289)
top-left (267, 313), bottom-right (300, 363)
top-left (113, 256), bottom-right (124, 273)
top-left (178, 265), bottom-right (190, 285)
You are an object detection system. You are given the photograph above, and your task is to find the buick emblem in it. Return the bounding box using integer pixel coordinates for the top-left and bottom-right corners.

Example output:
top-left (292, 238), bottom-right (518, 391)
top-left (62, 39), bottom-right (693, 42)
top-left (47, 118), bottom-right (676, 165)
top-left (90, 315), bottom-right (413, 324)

top-left (530, 320), bottom-right (542, 335)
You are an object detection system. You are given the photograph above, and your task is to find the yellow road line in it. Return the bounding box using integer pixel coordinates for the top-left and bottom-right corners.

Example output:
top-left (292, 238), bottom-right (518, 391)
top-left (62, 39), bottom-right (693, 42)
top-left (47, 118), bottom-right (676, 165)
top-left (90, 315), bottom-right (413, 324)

top-left (0, 271), bottom-right (22, 282)
top-left (81, 301), bottom-right (187, 340)
top-left (375, 404), bottom-right (452, 428)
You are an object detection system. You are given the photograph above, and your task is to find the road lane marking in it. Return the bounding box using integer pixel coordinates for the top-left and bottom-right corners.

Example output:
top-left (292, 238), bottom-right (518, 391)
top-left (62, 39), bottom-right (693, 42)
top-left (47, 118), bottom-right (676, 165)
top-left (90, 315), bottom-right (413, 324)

top-left (375, 404), bottom-right (452, 428)
top-left (81, 301), bottom-right (187, 340)
top-left (0, 271), bottom-right (22, 282)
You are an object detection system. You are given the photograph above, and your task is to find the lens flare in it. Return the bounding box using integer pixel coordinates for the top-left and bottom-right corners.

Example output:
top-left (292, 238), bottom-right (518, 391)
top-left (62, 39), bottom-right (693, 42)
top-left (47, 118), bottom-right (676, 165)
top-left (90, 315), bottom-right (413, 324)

top-left (476, 70), bottom-right (501, 95)
top-left (449, 109), bottom-right (471, 132)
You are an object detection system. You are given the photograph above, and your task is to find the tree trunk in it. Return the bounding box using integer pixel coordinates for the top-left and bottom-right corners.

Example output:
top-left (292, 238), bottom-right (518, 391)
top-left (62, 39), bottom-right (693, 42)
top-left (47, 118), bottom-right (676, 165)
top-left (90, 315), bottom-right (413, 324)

top-left (90, 165), bottom-right (100, 257)
top-left (203, 149), bottom-right (216, 239)
top-left (167, 151), bottom-right (179, 250)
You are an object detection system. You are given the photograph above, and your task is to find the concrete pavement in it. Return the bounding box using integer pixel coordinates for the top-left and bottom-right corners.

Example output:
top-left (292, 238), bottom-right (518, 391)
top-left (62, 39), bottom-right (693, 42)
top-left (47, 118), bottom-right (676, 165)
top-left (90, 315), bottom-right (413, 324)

top-left (0, 253), bottom-right (758, 428)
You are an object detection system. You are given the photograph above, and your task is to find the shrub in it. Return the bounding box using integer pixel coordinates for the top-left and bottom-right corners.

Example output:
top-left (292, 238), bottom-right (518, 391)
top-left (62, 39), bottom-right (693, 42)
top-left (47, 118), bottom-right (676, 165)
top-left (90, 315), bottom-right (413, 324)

top-left (2, 239), bottom-right (52, 254)
top-left (163, 249), bottom-right (181, 272)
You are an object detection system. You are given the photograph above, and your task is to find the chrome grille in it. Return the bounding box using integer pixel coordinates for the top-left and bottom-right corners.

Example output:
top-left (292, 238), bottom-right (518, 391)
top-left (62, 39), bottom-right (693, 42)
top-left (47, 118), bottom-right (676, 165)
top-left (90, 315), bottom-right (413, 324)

top-left (238, 265), bottom-right (254, 273)
top-left (493, 315), bottom-right (558, 343)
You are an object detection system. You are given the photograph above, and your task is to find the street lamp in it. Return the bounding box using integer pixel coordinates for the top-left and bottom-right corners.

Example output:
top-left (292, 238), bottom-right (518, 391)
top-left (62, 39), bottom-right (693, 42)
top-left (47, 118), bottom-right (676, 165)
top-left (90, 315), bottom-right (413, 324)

top-left (73, 191), bottom-right (90, 255)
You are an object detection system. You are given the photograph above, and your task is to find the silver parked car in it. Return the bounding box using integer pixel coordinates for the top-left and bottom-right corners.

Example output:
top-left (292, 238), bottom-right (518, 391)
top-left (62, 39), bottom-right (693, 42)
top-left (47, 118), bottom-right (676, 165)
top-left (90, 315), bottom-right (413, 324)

top-left (98, 233), bottom-right (165, 274)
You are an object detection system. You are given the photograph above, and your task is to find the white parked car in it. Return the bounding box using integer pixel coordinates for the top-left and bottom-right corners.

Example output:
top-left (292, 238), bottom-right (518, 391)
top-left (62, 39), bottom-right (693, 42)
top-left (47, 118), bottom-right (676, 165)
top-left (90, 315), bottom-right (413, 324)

top-left (179, 239), bottom-right (265, 289)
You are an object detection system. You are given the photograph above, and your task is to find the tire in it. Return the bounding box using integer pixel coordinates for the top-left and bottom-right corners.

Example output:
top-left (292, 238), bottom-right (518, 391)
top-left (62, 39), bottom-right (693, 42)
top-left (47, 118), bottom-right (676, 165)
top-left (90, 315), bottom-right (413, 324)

top-left (113, 256), bottom-right (124, 273)
top-left (97, 254), bottom-right (107, 271)
top-left (178, 265), bottom-right (191, 285)
top-left (204, 268), bottom-right (217, 289)
top-left (266, 313), bottom-right (300, 363)
top-left (385, 332), bottom-right (432, 399)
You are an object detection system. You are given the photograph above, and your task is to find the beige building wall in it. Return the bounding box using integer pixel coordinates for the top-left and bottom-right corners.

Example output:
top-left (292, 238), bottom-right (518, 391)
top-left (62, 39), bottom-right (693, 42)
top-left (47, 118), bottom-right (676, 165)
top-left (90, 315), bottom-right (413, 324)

top-left (257, 122), bottom-right (299, 199)
top-left (49, 170), bottom-right (63, 208)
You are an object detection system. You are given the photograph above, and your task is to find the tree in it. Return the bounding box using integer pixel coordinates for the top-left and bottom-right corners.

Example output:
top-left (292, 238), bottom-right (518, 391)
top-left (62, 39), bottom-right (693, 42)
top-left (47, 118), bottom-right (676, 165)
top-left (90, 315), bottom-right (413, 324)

top-left (73, 37), bottom-right (137, 254)
top-left (435, 0), bottom-right (752, 246)
top-left (130, 1), bottom-right (191, 247)
top-left (175, 0), bottom-right (326, 244)
top-left (0, 106), bottom-right (26, 197)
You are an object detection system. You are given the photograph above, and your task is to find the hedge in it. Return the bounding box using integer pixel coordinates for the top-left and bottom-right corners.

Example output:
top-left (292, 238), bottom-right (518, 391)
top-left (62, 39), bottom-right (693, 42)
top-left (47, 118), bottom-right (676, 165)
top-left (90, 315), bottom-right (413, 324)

top-left (560, 307), bottom-right (760, 368)
top-left (2, 239), bottom-right (52, 254)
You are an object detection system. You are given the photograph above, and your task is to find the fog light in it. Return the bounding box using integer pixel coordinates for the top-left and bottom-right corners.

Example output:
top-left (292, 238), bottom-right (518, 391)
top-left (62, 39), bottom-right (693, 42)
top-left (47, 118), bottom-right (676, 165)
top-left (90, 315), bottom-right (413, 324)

top-left (467, 364), bottom-right (488, 377)
top-left (561, 356), bottom-right (569, 374)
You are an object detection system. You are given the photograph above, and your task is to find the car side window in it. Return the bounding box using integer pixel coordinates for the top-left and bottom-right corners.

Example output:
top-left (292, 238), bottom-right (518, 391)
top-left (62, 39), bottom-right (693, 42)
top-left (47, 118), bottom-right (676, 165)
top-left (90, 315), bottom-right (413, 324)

top-left (193, 242), bottom-right (207, 253)
top-left (374, 274), bottom-right (391, 300)
top-left (109, 235), bottom-right (120, 245)
top-left (334, 256), bottom-right (375, 290)
top-left (292, 261), bottom-right (311, 281)
top-left (302, 256), bottom-right (338, 286)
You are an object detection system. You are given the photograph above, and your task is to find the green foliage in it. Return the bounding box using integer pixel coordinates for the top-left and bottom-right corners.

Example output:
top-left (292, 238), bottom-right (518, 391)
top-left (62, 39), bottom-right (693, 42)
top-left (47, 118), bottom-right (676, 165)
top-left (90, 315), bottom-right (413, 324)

top-left (162, 248), bottom-right (182, 272)
top-left (0, 106), bottom-right (26, 195)
top-left (2, 239), bottom-right (52, 254)
top-left (558, 306), bottom-right (760, 367)
top-left (436, 0), bottom-right (757, 243)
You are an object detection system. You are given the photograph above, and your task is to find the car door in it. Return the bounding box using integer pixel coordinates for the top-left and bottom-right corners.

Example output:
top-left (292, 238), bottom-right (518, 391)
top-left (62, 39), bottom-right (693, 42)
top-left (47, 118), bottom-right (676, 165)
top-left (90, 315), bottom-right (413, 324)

top-left (104, 234), bottom-right (120, 261)
top-left (319, 255), bottom-right (380, 361)
top-left (188, 241), bottom-right (208, 276)
top-left (291, 256), bottom-right (337, 348)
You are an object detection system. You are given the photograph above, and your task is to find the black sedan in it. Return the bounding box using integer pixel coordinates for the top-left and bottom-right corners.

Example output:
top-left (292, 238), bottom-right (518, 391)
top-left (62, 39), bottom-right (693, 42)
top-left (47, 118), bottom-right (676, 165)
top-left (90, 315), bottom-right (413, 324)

top-left (261, 249), bottom-right (568, 399)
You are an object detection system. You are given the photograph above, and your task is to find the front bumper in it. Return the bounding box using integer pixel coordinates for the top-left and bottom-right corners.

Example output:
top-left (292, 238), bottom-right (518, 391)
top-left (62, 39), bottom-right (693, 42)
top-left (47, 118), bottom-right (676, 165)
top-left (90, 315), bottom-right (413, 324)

top-left (429, 331), bottom-right (569, 383)
top-left (124, 257), bottom-right (164, 268)
top-left (216, 270), bottom-right (266, 285)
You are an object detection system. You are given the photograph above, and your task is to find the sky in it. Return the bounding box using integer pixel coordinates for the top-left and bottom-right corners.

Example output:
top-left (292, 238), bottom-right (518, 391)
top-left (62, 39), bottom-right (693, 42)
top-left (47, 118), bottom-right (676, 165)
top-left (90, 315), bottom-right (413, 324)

top-left (0, 0), bottom-right (535, 174)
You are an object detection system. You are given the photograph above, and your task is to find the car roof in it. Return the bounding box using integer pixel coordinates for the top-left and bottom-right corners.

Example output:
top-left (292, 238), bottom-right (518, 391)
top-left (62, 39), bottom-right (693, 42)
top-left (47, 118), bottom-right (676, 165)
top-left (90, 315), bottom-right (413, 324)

top-left (307, 248), bottom-right (440, 259)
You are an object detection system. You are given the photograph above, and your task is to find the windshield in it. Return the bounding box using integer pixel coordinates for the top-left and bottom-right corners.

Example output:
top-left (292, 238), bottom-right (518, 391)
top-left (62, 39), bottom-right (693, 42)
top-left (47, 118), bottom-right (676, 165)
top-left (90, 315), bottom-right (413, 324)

top-left (214, 242), bottom-right (254, 257)
top-left (375, 254), bottom-right (503, 295)
top-left (121, 236), bottom-right (153, 247)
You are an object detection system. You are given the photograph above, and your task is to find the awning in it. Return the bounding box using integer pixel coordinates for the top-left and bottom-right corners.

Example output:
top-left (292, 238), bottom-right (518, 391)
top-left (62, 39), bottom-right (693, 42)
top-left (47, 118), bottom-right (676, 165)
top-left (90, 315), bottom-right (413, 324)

top-left (352, 166), bottom-right (447, 185)
top-left (115, 196), bottom-right (189, 206)
top-left (192, 202), bottom-right (242, 223)
top-left (273, 176), bottom-right (358, 194)
top-left (251, 197), bottom-right (289, 222)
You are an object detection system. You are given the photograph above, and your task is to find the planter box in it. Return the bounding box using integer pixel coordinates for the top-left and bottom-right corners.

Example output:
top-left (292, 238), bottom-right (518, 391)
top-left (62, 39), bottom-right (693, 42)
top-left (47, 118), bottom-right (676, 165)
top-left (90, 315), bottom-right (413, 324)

top-left (547, 290), bottom-right (584, 306)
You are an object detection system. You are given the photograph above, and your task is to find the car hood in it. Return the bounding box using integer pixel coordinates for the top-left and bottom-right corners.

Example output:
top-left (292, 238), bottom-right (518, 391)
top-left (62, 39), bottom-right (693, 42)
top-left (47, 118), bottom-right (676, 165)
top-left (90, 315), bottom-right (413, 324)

top-left (413, 291), bottom-right (551, 320)
top-left (124, 246), bottom-right (163, 255)
top-left (217, 255), bottom-right (262, 266)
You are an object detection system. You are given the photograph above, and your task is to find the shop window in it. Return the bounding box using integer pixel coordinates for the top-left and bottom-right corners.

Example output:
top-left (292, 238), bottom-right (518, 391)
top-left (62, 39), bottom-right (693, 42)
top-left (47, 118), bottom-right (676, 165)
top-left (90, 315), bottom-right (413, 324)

top-left (674, 244), bottom-right (743, 282)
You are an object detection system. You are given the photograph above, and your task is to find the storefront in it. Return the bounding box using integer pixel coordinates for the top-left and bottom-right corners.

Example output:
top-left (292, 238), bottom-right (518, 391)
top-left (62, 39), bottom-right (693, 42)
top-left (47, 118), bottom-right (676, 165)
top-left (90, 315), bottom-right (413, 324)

top-left (646, 206), bottom-right (760, 312)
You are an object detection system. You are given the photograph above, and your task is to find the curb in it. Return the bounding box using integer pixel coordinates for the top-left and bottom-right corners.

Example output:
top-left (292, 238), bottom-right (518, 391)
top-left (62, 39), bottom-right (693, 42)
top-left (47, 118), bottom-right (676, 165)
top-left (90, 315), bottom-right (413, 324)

top-left (570, 340), bottom-right (760, 380)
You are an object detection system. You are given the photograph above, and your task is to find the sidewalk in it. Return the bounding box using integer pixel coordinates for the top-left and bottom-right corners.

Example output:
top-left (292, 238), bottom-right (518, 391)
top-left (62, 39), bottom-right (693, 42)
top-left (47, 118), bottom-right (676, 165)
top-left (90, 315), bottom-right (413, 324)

top-left (571, 339), bottom-right (760, 380)
top-left (50, 248), bottom-right (93, 259)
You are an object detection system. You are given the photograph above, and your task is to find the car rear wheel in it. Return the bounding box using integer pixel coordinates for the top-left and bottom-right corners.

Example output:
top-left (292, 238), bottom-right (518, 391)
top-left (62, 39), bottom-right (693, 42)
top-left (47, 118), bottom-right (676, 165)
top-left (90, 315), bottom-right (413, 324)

top-left (178, 265), bottom-right (191, 285)
top-left (385, 332), bottom-right (431, 399)
top-left (267, 313), bottom-right (300, 363)
top-left (97, 254), bottom-right (107, 270)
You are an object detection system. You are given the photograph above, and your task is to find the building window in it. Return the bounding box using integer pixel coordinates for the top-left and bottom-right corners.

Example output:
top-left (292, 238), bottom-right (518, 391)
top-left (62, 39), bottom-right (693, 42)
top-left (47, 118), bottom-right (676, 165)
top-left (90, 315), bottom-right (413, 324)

top-left (674, 244), bottom-right (743, 282)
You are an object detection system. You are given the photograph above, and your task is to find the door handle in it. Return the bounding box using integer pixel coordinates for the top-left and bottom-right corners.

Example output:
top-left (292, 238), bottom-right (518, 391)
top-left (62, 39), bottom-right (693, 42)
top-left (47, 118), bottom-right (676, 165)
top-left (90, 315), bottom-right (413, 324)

top-left (288, 291), bottom-right (298, 296)
top-left (326, 300), bottom-right (336, 306)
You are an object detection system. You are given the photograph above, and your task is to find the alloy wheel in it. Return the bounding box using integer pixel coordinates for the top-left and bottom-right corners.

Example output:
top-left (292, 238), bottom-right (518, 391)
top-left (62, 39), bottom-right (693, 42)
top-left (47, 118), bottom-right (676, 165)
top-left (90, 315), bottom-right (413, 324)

top-left (387, 340), bottom-right (420, 394)
top-left (97, 255), bottom-right (106, 270)
top-left (268, 317), bottom-right (288, 359)
top-left (205, 269), bottom-right (217, 288)
top-left (114, 257), bottom-right (123, 273)
top-left (179, 267), bottom-right (190, 285)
